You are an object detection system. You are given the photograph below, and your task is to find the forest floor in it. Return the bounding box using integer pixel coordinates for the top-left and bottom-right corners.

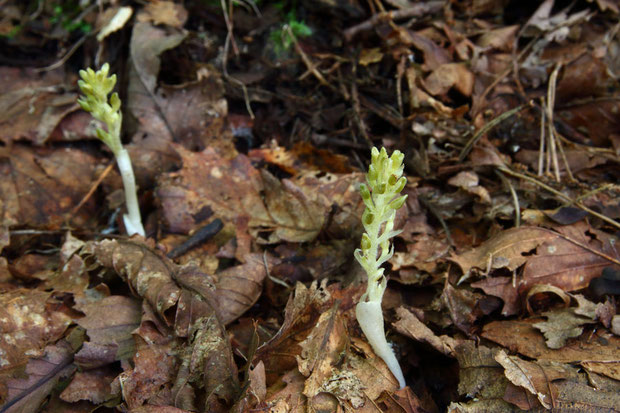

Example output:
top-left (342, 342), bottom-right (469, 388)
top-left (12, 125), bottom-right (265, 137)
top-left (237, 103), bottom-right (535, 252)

top-left (0, 0), bottom-right (619, 412)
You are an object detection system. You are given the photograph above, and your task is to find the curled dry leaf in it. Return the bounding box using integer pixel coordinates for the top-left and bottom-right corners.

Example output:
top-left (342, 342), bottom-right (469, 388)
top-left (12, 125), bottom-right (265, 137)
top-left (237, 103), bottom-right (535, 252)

top-left (495, 350), bottom-right (575, 409)
top-left (83, 239), bottom-right (181, 322)
top-left (172, 316), bottom-right (238, 410)
top-left (84, 239), bottom-right (268, 337)
top-left (393, 307), bottom-right (458, 357)
top-left (256, 281), bottom-right (331, 384)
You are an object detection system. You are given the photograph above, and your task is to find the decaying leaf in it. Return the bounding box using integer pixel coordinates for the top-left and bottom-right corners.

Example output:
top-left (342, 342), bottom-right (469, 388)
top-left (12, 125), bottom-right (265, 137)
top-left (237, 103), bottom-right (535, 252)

top-left (495, 350), bottom-right (574, 409)
top-left (451, 341), bottom-right (518, 411)
top-left (0, 146), bottom-right (103, 229)
top-left (0, 289), bottom-right (72, 377)
top-left (1, 340), bottom-right (77, 413)
top-left (482, 320), bottom-right (620, 364)
top-left (118, 335), bottom-right (178, 410)
top-left (74, 295), bottom-right (141, 369)
top-left (83, 239), bottom-right (181, 324)
top-left (0, 67), bottom-right (76, 145)
top-left (393, 307), bottom-right (457, 357)
top-left (256, 281), bottom-right (331, 384)
top-left (532, 294), bottom-right (603, 349)
top-left (157, 147), bottom-right (344, 243)
top-left (60, 366), bottom-right (118, 404)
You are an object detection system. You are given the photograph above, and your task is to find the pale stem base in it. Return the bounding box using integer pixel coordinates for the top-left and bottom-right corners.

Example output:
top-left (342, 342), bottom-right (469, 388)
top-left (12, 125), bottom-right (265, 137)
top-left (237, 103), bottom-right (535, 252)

top-left (115, 148), bottom-right (145, 237)
top-left (356, 300), bottom-right (406, 389)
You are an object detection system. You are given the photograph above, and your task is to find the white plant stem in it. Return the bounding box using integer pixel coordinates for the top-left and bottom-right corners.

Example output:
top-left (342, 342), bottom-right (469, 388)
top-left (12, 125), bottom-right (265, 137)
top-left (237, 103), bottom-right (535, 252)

top-left (356, 300), bottom-right (406, 389)
top-left (115, 148), bottom-right (145, 237)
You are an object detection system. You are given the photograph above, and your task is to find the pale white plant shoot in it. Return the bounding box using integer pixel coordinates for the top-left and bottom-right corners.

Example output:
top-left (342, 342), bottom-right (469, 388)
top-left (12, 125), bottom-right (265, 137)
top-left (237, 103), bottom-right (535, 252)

top-left (77, 63), bottom-right (145, 237)
top-left (355, 147), bottom-right (407, 389)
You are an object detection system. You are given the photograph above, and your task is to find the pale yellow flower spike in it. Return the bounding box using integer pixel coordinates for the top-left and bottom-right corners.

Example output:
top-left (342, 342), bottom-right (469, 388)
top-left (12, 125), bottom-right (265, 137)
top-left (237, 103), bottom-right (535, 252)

top-left (355, 147), bottom-right (407, 389)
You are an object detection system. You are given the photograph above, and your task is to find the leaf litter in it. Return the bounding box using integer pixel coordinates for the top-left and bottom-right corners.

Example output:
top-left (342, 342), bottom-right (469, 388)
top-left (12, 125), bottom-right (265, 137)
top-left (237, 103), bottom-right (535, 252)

top-left (1, 0), bottom-right (620, 412)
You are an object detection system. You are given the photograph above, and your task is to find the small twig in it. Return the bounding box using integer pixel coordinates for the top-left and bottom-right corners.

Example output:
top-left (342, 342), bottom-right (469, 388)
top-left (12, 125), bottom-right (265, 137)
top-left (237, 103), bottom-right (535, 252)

top-left (35, 35), bottom-right (87, 72)
top-left (495, 169), bottom-right (521, 227)
top-left (220, 1), bottom-right (254, 119)
top-left (263, 250), bottom-right (291, 289)
top-left (343, 1), bottom-right (444, 42)
top-left (419, 196), bottom-right (454, 247)
top-left (497, 165), bottom-right (620, 231)
top-left (69, 159), bottom-right (115, 217)
top-left (285, 26), bottom-right (333, 90)
top-left (546, 64), bottom-right (562, 181)
top-left (350, 64), bottom-right (373, 149)
top-left (166, 219), bottom-right (224, 259)
top-left (537, 98), bottom-right (545, 176)
top-left (459, 104), bottom-right (528, 162)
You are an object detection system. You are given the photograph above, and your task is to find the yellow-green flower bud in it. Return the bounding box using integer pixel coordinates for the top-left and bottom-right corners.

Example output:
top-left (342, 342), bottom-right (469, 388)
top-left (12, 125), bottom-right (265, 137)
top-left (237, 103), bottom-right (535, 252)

top-left (367, 164), bottom-right (378, 183)
top-left (389, 195), bottom-right (407, 210)
top-left (360, 183), bottom-right (371, 201)
top-left (361, 233), bottom-right (371, 251)
top-left (363, 210), bottom-right (374, 226)
top-left (393, 176), bottom-right (406, 193)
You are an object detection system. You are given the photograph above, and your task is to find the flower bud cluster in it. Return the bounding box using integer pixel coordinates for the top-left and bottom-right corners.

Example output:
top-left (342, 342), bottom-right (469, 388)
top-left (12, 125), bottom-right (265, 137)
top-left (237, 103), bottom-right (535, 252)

top-left (77, 63), bottom-right (122, 155)
top-left (355, 147), bottom-right (407, 303)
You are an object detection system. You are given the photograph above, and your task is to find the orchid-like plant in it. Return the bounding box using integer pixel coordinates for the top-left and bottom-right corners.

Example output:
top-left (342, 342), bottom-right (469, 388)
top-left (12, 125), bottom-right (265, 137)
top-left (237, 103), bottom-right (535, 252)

top-left (355, 147), bottom-right (407, 389)
top-left (77, 63), bottom-right (145, 237)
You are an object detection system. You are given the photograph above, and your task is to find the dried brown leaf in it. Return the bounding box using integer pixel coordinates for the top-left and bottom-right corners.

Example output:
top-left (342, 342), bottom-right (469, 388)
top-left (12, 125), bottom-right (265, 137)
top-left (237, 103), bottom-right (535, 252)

top-left (127, 22), bottom-right (233, 154)
top-left (83, 239), bottom-right (181, 324)
top-left (0, 289), bottom-right (72, 377)
top-left (119, 336), bottom-right (178, 409)
top-left (450, 226), bottom-right (557, 277)
top-left (256, 281), bottom-right (330, 384)
top-left (60, 366), bottom-right (117, 404)
top-left (0, 146), bottom-right (102, 229)
top-left (393, 307), bottom-right (457, 357)
top-left (140, 1), bottom-right (188, 28)
top-left (157, 147), bottom-right (337, 243)
top-left (482, 319), bottom-right (620, 363)
top-left (423, 63), bottom-right (474, 97)
top-left (74, 295), bottom-right (141, 369)
top-left (0, 67), bottom-right (76, 145)
top-left (297, 306), bottom-right (347, 398)
top-left (173, 316), bottom-right (238, 409)
top-left (521, 224), bottom-right (620, 294)
top-left (1, 341), bottom-right (75, 413)
top-left (495, 350), bottom-right (575, 409)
